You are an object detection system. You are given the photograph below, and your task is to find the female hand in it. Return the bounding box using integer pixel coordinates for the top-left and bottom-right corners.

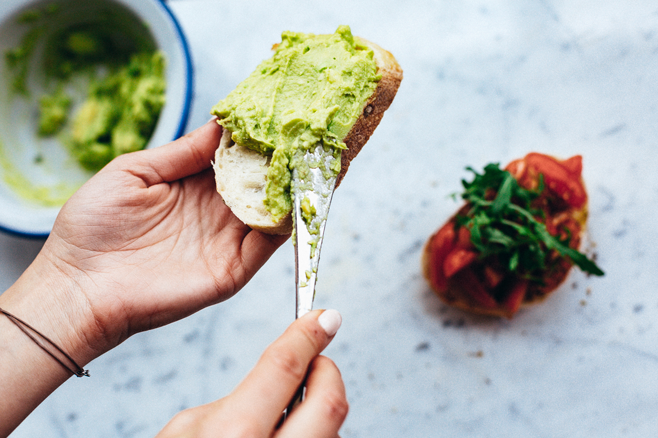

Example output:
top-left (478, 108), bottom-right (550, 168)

top-left (0, 119), bottom-right (290, 436)
top-left (156, 309), bottom-right (348, 438)
top-left (2, 119), bottom-right (288, 364)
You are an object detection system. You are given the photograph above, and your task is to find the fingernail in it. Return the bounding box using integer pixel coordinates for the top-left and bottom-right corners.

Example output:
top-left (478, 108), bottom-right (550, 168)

top-left (318, 309), bottom-right (342, 337)
top-left (208, 115), bottom-right (218, 123)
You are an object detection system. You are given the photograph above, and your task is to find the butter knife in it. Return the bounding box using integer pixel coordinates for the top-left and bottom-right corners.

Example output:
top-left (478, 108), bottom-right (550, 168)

top-left (285, 142), bottom-right (338, 417)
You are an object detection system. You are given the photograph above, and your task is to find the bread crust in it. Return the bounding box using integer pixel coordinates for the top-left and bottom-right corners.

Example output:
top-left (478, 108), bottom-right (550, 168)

top-left (337, 38), bottom-right (403, 187)
top-left (213, 37), bottom-right (402, 234)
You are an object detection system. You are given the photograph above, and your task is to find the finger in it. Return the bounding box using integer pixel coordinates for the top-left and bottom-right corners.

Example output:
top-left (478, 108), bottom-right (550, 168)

top-left (276, 356), bottom-right (348, 438)
top-left (239, 230), bottom-right (290, 279)
top-left (217, 309), bottom-right (342, 435)
top-left (110, 118), bottom-right (223, 186)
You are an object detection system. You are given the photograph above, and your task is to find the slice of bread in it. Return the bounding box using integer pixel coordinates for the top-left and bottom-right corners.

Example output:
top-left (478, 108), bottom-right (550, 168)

top-left (213, 37), bottom-right (403, 234)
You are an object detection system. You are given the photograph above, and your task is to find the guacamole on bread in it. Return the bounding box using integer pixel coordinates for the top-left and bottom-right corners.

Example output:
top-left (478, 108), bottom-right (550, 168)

top-left (211, 26), bottom-right (403, 234)
top-left (211, 25), bottom-right (381, 222)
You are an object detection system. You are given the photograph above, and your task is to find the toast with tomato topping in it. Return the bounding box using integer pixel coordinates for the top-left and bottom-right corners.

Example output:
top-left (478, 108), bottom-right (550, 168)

top-left (422, 153), bottom-right (604, 318)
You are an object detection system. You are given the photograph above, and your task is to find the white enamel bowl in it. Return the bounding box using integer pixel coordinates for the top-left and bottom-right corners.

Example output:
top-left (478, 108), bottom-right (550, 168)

top-left (0, 0), bottom-right (193, 237)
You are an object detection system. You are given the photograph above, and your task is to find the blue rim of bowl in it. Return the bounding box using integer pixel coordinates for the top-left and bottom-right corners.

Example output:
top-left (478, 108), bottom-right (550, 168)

top-left (156, 0), bottom-right (194, 142)
top-left (0, 0), bottom-right (194, 239)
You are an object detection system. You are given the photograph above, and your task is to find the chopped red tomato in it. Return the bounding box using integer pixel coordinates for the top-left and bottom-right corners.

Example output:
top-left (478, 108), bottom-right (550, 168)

top-left (424, 222), bottom-right (457, 292)
top-left (559, 155), bottom-right (583, 176)
top-left (456, 270), bottom-right (499, 309)
top-left (502, 279), bottom-right (528, 317)
top-left (508, 153), bottom-right (587, 209)
top-left (443, 248), bottom-right (478, 279)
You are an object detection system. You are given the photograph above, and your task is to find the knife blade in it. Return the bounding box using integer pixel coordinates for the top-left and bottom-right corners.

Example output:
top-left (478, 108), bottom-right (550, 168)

top-left (285, 141), bottom-right (338, 417)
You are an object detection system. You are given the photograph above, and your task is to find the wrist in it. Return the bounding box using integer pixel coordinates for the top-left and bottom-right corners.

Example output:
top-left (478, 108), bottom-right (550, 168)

top-left (0, 253), bottom-right (102, 435)
top-left (0, 252), bottom-right (103, 367)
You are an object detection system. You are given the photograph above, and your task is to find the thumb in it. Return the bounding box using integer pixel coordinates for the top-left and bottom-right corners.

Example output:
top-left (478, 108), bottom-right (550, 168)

top-left (109, 118), bottom-right (222, 186)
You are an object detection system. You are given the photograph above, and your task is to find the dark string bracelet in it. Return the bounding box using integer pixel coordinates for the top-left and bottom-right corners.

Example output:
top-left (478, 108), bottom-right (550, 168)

top-left (0, 307), bottom-right (89, 378)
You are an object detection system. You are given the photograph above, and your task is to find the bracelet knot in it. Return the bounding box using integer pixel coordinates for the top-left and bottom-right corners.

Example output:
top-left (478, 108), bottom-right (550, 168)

top-left (0, 307), bottom-right (89, 378)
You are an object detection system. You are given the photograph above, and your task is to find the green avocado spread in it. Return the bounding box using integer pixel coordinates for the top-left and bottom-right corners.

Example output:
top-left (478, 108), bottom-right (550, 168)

top-left (211, 25), bottom-right (380, 221)
top-left (66, 52), bottom-right (166, 171)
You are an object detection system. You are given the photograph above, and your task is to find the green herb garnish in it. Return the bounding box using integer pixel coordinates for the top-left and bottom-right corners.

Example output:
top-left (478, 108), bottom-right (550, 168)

top-left (456, 163), bottom-right (604, 281)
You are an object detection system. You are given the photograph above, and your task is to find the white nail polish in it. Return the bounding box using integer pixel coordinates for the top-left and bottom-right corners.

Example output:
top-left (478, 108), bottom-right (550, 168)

top-left (318, 309), bottom-right (342, 337)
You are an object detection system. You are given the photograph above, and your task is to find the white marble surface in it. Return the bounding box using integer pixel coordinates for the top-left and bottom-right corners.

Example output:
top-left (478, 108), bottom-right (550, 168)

top-left (4, 0), bottom-right (658, 436)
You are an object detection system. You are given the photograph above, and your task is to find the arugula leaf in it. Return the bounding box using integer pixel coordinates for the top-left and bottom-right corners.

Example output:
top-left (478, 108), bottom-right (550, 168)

top-left (491, 172), bottom-right (514, 215)
top-left (456, 163), bottom-right (604, 281)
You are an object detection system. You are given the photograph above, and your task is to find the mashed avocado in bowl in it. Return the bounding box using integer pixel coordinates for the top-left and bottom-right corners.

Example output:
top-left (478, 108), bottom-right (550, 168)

top-left (65, 51), bottom-right (166, 171)
top-left (0, 0), bottom-right (192, 236)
